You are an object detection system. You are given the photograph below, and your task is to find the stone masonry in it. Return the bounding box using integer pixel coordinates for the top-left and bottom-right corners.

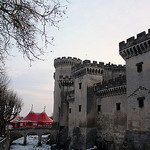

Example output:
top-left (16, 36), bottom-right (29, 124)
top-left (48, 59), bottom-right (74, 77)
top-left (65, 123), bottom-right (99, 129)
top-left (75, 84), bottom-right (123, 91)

top-left (52, 29), bottom-right (150, 150)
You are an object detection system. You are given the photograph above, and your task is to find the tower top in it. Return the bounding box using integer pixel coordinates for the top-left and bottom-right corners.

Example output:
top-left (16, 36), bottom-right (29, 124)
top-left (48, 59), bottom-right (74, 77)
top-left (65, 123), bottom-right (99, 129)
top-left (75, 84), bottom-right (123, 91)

top-left (54, 57), bottom-right (82, 68)
top-left (71, 60), bottom-right (104, 78)
top-left (119, 29), bottom-right (150, 60)
top-left (119, 29), bottom-right (150, 50)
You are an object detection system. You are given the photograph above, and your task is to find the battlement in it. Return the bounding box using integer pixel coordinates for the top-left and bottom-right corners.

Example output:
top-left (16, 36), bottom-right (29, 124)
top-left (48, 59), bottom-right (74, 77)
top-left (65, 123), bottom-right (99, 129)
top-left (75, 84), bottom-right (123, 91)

top-left (119, 29), bottom-right (150, 50)
top-left (72, 60), bottom-right (104, 72)
top-left (119, 29), bottom-right (150, 59)
top-left (54, 57), bottom-right (82, 68)
top-left (94, 75), bottom-right (126, 97)
top-left (71, 60), bottom-right (104, 78)
top-left (82, 60), bottom-right (104, 67)
top-left (71, 60), bottom-right (126, 78)
top-left (104, 62), bottom-right (126, 72)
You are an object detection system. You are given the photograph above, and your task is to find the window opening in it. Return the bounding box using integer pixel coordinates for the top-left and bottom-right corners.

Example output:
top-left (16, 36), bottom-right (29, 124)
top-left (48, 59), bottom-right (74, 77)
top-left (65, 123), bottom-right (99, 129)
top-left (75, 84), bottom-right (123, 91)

top-left (136, 62), bottom-right (143, 72)
top-left (79, 83), bottom-right (82, 89)
top-left (137, 97), bottom-right (145, 108)
top-left (79, 105), bottom-right (82, 112)
top-left (69, 108), bottom-right (71, 113)
top-left (116, 103), bottom-right (121, 111)
top-left (98, 105), bottom-right (101, 112)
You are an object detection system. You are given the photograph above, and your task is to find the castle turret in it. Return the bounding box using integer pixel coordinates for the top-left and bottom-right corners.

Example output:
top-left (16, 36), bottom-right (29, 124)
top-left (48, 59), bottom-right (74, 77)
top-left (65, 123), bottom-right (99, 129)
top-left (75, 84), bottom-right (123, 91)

top-left (119, 29), bottom-right (150, 149)
top-left (53, 57), bottom-right (81, 127)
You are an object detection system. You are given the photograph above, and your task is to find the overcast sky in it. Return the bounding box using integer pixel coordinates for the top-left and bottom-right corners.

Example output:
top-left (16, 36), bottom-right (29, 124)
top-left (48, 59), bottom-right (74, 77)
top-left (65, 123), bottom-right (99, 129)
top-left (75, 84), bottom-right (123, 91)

top-left (5, 0), bottom-right (150, 117)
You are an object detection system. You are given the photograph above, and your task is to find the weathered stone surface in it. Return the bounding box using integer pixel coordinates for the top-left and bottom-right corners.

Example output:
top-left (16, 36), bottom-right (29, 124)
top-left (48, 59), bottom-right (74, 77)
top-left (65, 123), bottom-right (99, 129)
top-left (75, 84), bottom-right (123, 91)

top-left (49, 131), bottom-right (58, 145)
top-left (53, 29), bottom-right (150, 150)
top-left (69, 127), bottom-right (86, 150)
top-left (86, 128), bottom-right (97, 148)
top-left (125, 130), bottom-right (150, 150)
top-left (57, 126), bottom-right (68, 148)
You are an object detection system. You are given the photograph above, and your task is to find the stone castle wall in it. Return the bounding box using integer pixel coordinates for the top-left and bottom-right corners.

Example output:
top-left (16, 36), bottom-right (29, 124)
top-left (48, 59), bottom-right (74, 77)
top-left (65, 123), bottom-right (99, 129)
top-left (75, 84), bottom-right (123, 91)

top-left (53, 29), bottom-right (150, 149)
top-left (53, 56), bottom-right (127, 149)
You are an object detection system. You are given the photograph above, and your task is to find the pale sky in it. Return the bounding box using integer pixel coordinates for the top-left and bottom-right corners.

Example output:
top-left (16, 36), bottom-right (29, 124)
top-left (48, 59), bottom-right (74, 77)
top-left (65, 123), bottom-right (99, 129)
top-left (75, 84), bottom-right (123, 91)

top-left (5, 0), bottom-right (150, 117)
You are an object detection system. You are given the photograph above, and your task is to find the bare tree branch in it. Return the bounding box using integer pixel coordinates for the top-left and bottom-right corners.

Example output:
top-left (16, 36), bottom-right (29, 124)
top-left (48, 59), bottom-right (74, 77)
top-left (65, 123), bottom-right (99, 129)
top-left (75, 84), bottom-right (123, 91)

top-left (0, 0), bottom-right (67, 69)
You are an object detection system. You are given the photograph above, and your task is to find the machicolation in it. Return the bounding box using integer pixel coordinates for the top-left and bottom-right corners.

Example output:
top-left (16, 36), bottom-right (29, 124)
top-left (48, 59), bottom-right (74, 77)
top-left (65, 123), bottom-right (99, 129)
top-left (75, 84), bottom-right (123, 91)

top-left (71, 61), bottom-right (126, 78)
top-left (94, 75), bottom-right (126, 97)
top-left (119, 29), bottom-right (150, 59)
top-left (59, 75), bottom-right (74, 87)
top-left (71, 60), bottom-right (105, 78)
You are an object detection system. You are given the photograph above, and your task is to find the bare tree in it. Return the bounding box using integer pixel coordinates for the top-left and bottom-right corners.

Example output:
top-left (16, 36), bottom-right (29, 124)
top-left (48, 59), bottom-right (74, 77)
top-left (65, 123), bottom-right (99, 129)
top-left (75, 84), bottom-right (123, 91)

top-left (0, 74), bottom-right (23, 136)
top-left (0, 0), bottom-right (67, 67)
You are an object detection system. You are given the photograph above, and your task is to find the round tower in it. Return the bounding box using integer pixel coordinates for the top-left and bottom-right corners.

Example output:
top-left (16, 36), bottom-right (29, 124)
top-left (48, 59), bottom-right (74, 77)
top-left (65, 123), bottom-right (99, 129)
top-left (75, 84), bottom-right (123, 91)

top-left (53, 57), bottom-right (82, 125)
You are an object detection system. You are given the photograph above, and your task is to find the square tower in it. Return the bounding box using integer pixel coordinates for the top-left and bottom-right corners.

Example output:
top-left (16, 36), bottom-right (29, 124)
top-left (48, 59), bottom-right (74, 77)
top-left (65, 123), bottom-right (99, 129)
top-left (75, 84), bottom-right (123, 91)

top-left (119, 30), bottom-right (150, 149)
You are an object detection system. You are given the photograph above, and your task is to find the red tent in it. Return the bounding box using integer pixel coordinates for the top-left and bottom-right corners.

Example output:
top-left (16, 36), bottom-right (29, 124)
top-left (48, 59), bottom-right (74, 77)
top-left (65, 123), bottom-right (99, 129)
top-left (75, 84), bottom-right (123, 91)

top-left (18, 106), bottom-right (53, 128)
top-left (22, 111), bottom-right (39, 122)
top-left (38, 112), bottom-right (53, 126)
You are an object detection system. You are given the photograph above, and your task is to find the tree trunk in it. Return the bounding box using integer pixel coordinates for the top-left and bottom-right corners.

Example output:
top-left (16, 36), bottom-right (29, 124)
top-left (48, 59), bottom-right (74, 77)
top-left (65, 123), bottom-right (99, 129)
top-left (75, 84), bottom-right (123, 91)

top-left (0, 121), bottom-right (6, 136)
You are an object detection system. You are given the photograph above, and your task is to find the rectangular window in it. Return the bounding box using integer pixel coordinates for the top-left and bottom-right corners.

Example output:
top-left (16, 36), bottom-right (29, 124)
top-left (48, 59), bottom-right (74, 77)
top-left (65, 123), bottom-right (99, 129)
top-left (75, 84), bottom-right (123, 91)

top-left (137, 97), bottom-right (145, 108)
top-left (79, 83), bottom-right (82, 89)
top-left (69, 108), bottom-right (71, 114)
top-left (33, 122), bottom-right (37, 126)
top-left (98, 105), bottom-right (101, 112)
top-left (79, 105), bottom-right (82, 112)
top-left (116, 103), bottom-right (121, 111)
top-left (136, 62), bottom-right (143, 72)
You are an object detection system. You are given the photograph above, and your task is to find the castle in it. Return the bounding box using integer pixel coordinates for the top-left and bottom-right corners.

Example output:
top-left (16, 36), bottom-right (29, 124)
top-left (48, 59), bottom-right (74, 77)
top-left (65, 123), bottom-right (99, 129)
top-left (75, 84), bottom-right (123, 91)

top-left (52, 30), bottom-right (150, 150)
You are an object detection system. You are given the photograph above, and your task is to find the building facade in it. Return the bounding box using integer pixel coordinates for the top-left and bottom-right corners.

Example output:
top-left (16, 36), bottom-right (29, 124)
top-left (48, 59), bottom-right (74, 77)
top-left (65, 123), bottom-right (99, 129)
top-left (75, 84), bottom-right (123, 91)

top-left (53, 30), bottom-right (150, 150)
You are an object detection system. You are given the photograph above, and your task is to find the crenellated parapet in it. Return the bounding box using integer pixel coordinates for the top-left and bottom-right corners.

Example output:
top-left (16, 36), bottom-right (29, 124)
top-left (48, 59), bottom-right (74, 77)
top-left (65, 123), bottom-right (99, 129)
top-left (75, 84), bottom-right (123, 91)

top-left (119, 29), bottom-right (150, 59)
top-left (59, 75), bottom-right (74, 88)
top-left (94, 75), bottom-right (126, 97)
top-left (104, 62), bottom-right (126, 72)
top-left (54, 57), bottom-right (82, 68)
top-left (71, 60), bottom-right (104, 78)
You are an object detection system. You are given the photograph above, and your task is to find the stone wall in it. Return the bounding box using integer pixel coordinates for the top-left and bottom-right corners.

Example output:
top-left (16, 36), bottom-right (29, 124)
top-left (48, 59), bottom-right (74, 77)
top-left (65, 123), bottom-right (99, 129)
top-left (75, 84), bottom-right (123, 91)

top-left (87, 86), bottom-right (97, 128)
top-left (0, 135), bottom-right (10, 150)
top-left (125, 40), bottom-right (150, 132)
top-left (96, 94), bottom-right (127, 145)
top-left (125, 130), bottom-right (150, 150)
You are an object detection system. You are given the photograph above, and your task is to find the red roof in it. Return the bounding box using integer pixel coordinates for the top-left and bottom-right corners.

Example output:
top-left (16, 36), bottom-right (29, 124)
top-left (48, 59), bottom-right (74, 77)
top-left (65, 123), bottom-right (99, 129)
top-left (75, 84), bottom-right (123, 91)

top-left (38, 112), bottom-right (53, 122)
top-left (20, 111), bottom-right (53, 123)
top-left (21, 111), bottom-right (38, 122)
